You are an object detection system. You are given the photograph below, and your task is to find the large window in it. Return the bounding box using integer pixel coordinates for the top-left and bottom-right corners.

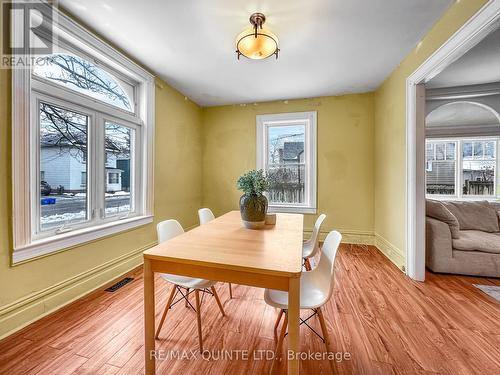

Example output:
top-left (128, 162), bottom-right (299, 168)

top-left (257, 112), bottom-right (317, 213)
top-left (12, 7), bottom-right (155, 263)
top-left (426, 138), bottom-right (498, 199)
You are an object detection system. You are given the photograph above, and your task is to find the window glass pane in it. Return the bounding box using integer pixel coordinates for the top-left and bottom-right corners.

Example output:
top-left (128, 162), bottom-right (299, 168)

top-left (426, 143), bottom-right (434, 161)
top-left (426, 160), bottom-right (456, 195)
top-left (435, 143), bottom-right (445, 161)
top-left (267, 165), bottom-right (305, 204)
top-left (485, 141), bottom-right (495, 159)
top-left (462, 160), bottom-right (495, 196)
top-left (39, 102), bottom-right (88, 230)
top-left (473, 141), bottom-right (483, 159)
top-left (105, 122), bottom-right (133, 217)
top-left (266, 125), bottom-right (306, 204)
top-left (446, 143), bottom-right (456, 160)
top-left (34, 54), bottom-right (133, 112)
top-left (463, 142), bottom-right (473, 160)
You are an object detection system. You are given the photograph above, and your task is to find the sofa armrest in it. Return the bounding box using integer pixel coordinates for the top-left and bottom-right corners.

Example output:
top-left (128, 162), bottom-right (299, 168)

top-left (426, 217), bottom-right (453, 272)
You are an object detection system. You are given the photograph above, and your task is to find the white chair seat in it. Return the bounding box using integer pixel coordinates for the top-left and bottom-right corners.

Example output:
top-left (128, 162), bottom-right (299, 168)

top-left (264, 275), bottom-right (329, 310)
top-left (160, 273), bottom-right (216, 289)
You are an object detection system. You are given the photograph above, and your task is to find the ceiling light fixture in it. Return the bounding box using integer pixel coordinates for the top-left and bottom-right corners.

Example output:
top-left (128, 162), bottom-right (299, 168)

top-left (235, 13), bottom-right (279, 60)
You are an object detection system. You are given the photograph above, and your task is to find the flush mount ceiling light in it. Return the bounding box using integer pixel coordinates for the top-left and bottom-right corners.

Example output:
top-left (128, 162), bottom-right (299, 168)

top-left (235, 13), bottom-right (279, 60)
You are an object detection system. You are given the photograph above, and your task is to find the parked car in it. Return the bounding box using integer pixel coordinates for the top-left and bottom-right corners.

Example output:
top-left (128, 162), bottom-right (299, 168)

top-left (41, 181), bottom-right (51, 196)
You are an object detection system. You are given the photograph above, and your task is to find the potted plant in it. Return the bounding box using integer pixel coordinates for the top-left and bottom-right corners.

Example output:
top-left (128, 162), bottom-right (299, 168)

top-left (236, 169), bottom-right (270, 229)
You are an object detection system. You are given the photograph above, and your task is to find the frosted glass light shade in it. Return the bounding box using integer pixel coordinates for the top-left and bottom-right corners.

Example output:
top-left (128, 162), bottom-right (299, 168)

top-left (236, 27), bottom-right (279, 60)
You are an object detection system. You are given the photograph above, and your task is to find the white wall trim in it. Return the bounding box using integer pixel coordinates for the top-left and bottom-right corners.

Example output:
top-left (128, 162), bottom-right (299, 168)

top-left (304, 228), bottom-right (374, 245)
top-left (406, 0), bottom-right (500, 281)
top-left (12, 215), bottom-right (153, 264)
top-left (374, 233), bottom-right (405, 271)
top-left (0, 242), bottom-right (154, 340)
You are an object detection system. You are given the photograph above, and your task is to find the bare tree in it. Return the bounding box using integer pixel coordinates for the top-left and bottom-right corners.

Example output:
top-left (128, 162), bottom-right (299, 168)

top-left (39, 54), bottom-right (130, 109)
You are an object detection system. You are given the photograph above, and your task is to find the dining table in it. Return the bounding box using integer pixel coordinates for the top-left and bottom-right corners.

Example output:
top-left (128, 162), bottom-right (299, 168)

top-left (143, 210), bottom-right (304, 374)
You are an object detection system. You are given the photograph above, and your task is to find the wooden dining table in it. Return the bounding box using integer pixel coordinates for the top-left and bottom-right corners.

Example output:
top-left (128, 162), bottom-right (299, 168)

top-left (143, 210), bottom-right (303, 374)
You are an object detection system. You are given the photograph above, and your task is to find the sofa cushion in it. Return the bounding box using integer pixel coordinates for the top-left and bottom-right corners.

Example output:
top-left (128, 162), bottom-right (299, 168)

top-left (426, 199), bottom-right (460, 238)
top-left (453, 230), bottom-right (500, 254)
top-left (443, 201), bottom-right (499, 233)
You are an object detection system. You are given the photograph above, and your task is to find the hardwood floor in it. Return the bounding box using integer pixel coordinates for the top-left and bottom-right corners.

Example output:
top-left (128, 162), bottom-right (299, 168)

top-left (1, 244), bottom-right (499, 374)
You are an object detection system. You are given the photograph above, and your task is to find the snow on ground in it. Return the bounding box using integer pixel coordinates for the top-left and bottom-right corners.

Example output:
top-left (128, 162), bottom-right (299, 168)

top-left (41, 205), bottom-right (131, 225)
top-left (41, 211), bottom-right (86, 224)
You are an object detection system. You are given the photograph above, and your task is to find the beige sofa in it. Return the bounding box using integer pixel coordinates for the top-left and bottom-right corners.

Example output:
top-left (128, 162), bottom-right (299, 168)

top-left (426, 199), bottom-right (500, 278)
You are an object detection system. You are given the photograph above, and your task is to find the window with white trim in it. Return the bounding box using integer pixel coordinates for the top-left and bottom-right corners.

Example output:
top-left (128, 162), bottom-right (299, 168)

top-left (426, 138), bottom-right (498, 199)
top-left (12, 7), bottom-right (155, 263)
top-left (256, 112), bottom-right (317, 214)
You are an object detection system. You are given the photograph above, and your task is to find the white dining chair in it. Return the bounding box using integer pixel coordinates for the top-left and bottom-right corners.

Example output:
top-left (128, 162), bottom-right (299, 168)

top-left (155, 219), bottom-right (226, 353)
top-left (302, 214), bottom-right (326, 270)
top-left (198, 208), bottom-right (233, 299)
top-left (198, 208), bottom-right (215, 225)
top-left (264, 230), bottom-right (342, 361)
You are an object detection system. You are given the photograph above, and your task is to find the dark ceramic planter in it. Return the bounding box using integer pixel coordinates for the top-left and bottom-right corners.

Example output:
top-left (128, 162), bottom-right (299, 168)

top-left (239, 193), bottom-right (268, 229)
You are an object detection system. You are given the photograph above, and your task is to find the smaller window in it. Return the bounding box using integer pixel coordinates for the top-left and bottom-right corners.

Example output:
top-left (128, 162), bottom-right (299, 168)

top-left (425, 140), bottom-right (457, 196)
top-left (108, 172), bottom-right (119, 184)
top-left (81, 171), bottom-right (87, 186)
top-left (256, 112), bottom-right (317, 214)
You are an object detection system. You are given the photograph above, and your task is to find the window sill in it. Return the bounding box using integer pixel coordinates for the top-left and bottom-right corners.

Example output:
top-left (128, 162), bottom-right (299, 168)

top-left (12, 215), bottom-right (153, 265)
top-left (267, 206), bottom-right (317, 214)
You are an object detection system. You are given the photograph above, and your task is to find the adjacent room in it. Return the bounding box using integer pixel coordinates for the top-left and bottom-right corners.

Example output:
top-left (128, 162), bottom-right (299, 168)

top-left (0, 1), bottom-right (499, 374)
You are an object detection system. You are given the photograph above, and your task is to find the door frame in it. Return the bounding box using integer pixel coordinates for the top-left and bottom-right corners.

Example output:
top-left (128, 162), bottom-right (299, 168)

top-left (406, 0), bottom-right (500, 281)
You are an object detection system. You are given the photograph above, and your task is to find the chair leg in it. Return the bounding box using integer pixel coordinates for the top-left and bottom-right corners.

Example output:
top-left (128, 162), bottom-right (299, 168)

top-left (185, 288), bottom-right (189, 307)
top-left (304, 258), bottom-right (312, 271)
top-left (155, 284), bottom-right (177, 339)
top-left (228, 283), bottom-right (233, 299)
top-left (317, 307), bottom-right (335, 372)
top-left (273, 309), bottom-right (284, 342)
top-left (211, 286), bottom-right (225, 317)
top-left (194, 289), bottom-right (204, 353)
top-left (316, 307), bottom-right (329, 346)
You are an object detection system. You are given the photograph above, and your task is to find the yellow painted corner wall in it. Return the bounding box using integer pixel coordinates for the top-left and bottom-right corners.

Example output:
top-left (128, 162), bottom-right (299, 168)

top-left (0, 69), bottom-right (203, 338)
top-left (373, 0), bottom-right (488, 267)
top-left (201, 94), bottom-right (375, 243)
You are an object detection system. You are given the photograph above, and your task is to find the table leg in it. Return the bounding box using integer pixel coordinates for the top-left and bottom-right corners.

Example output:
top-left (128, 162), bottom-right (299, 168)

top-left (288, 277), bottom-right (300, 374)
top-left (144, 258), bottom-right (156, 375)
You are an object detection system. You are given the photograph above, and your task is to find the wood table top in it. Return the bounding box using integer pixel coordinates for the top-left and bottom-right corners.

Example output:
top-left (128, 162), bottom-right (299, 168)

top-left (144, 211), bottom-right (303, 277)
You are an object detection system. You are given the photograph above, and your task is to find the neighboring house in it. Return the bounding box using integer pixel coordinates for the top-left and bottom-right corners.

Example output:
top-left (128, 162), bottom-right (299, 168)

top-left (41, 136), bottom-right (129, 193)
top-left (277, 141), bottom-right (304, 164)
top-left (426, 161), bottom-right (494, 195)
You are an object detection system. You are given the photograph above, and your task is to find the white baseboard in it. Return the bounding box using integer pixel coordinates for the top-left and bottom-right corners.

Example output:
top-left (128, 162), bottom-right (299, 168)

top-left (0, 242), bottom-right (155, 340)
top-left (374, 233), bottom-right (405, 271)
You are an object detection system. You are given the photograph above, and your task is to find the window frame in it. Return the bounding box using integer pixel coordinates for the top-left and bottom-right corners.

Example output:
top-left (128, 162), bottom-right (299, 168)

top-left (425, 136), bottom-right (499, 201)
top-left (12, 6), bottom-right (155, 264)
top-left (256, 111), bottom-right (317, 214)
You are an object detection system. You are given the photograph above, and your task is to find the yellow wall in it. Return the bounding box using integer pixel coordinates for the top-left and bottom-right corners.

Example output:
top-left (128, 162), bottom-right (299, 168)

top-left (0, 70), bottom-right (203, 337)
top-left (373, 0), bottom-right (488, 267)
top-left (202, 95), bottom-right (375, 242)
top-left (0, 0), bottom-right (489, 339)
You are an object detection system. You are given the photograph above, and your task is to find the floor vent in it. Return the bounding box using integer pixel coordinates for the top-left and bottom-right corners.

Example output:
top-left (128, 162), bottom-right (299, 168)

top-left (105, 277), bottom-right (134, 292)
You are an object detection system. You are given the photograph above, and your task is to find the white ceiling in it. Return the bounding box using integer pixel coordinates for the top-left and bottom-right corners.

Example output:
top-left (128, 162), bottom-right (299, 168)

top-left (60, 0), bottom-right (452, 107)
top-left (428, 26), bottom-right (500, 89)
